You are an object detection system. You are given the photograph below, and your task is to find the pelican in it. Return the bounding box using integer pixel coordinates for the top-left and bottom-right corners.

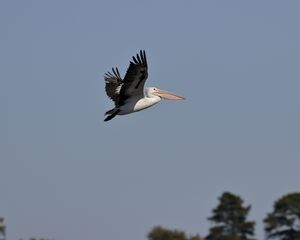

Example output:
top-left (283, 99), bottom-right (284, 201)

top-left (104, 50), bottom-right (185, 121)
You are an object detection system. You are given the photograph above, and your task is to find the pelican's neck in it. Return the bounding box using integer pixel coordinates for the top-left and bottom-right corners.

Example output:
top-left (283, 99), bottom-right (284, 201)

top-left (144, 88), bottom-right (161, 104)
top-left (144, 88), bottom-right (151, 98)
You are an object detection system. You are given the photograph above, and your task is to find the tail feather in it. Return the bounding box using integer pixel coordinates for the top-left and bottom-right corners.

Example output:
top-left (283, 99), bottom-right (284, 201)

top-left (104, 109), bottom-right (120, 122)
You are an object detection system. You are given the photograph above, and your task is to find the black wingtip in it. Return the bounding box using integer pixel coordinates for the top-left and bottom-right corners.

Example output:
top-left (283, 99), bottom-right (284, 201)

top-left (136, 53), bottom-right (142, 64)
top-left (132, 50), bottom-right (147, 66)
top-left (105, 67), bottom-right (122, 81)
top-left (132, 55), bottom-right (138, 64)
top-left (112, 67), bottom-right (117, 77)
top-left (142, 50), bottom-right (147, 66)
top-left (116, 67), bottom-right (120, 78)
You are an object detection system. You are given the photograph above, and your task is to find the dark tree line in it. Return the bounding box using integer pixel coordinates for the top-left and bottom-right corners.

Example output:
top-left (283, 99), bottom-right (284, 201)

top-left (148, 192), bottom-right (300, 240)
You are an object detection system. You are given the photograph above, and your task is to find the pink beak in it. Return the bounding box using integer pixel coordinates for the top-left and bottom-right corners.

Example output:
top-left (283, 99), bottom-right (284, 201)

top-left (154, 88), bottom-right (185, 100)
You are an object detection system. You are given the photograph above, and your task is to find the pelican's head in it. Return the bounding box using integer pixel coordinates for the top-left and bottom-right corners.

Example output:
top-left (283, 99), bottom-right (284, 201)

top-left (146, 87), bottom-right (185, 100)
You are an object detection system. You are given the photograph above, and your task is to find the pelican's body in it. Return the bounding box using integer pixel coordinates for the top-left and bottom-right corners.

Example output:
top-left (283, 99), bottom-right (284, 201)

top-left (104, 50), bottom-right (184, 121)
top-left (115, 88), bottom-right (160, 115)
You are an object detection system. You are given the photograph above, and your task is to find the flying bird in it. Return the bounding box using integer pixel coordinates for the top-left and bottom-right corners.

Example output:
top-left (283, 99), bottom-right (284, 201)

top-left (104, 50), bottom-right (185, 121)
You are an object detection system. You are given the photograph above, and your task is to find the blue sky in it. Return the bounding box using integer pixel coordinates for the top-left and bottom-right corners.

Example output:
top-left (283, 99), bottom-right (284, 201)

top-left (1, 1), bottom-right (300, 240)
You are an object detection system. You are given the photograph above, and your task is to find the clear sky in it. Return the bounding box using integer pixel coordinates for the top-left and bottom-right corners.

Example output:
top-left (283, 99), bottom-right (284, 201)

top-left (1, 1), bottom-right (300, 240)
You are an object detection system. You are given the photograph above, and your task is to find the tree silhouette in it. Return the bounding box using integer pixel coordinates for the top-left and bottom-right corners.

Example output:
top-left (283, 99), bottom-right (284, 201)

top-left (206, 192), bottom-right (255, 240)
top-left (264, 192), bottom-right (300, 240)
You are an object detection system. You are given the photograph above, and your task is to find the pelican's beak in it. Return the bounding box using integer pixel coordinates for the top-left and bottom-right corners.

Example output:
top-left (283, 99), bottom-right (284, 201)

top-left (154, 88), bottom-right (185, 100)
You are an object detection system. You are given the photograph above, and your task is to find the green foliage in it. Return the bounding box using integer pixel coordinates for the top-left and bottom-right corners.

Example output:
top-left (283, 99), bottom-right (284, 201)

top-left (148, 226), bottom-right (203, 240)
top-left (148, 226), bottom-right (188, 240)
top-left (264, 192), bottom-right (300, 240)
top-left (206, 192), bottom-right (255, 240)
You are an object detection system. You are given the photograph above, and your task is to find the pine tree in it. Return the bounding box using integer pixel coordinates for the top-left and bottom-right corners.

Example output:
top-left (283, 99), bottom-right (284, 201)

top-left (206, 192), bottom-right (255, 240)
top-left (264, 192), bottom-right (300, 240)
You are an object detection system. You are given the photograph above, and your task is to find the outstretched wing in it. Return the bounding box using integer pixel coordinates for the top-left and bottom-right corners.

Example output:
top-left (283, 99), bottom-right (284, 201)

top-left (104, 67), bottom-right (123, 104)
top-left (119, 50), bottom-right (148, 105)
